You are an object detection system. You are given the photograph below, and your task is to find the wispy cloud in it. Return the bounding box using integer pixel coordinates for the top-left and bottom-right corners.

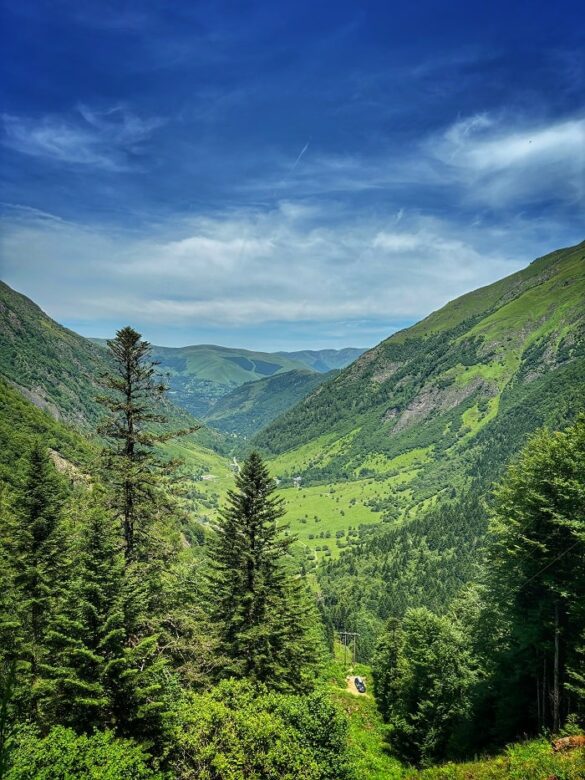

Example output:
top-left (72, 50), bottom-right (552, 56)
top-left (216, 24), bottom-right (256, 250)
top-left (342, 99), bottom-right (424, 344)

top-left (1, 202), bottom-right (540, 335)
top-left (233, 111), bottom-right (585, 214)
top-left (1, 106), bottom-right (164, 171)
top-left (432, 113), bottom-right (585, 206)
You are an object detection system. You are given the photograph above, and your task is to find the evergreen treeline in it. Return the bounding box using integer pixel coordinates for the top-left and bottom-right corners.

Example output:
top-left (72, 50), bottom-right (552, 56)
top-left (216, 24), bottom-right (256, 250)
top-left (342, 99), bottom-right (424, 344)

top-left (0, 329), bottom-right (343, 779)
top-left (372, 416), bottom-right (585, 767)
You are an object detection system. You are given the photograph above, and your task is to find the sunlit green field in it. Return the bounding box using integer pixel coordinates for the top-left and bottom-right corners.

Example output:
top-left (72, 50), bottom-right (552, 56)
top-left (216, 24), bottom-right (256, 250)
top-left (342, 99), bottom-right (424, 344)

top-left (162, 438), bottom-right (235, 525)
top-left (278, 479), bottom-right (383, 561)
top-left (166, 436), bottom-right (443, 555)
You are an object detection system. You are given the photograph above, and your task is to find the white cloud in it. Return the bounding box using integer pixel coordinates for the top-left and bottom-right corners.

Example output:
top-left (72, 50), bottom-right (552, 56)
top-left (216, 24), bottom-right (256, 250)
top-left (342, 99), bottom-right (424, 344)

top-left (242, 112), bottom-right (585, 211)
top-left (1, 105), bottom-right (164, 170)
top-left (432, 113), bottom-right (585, 206)
top-left (440, 115), bottom-right (584, 171)
top-left (2, 108), bottom-right (583, 346)
top-left (1, 203), bottom-right (531, 333)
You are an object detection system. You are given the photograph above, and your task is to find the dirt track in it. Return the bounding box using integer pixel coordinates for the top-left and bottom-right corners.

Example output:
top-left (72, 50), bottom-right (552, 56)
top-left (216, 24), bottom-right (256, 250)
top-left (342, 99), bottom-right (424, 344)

top-left (345, 675), bottom-right (368, 696)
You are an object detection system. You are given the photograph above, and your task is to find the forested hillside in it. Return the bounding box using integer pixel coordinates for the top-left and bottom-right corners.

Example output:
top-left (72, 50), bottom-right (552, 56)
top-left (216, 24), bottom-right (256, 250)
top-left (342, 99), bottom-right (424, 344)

top-left (204, 368), bottom-right (332, 437)
top-left (258, 242), bottom-right (585, 661)
top-left (0, 282), bottom-right (224, 452)
top-left (256, 242), bottom-right (585, 486)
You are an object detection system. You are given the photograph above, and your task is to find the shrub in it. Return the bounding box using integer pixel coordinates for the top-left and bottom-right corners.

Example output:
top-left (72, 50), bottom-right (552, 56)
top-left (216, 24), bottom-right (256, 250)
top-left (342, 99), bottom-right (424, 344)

top-left (6, 726), bottom-right (161, 779)
top-left (169, 680), bottom-right (355, 780)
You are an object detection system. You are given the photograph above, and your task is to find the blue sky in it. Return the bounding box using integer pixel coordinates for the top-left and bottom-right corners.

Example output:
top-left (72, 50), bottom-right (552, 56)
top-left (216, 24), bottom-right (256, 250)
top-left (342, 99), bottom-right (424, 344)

top-left (1, 0), bottom-right (584, 350)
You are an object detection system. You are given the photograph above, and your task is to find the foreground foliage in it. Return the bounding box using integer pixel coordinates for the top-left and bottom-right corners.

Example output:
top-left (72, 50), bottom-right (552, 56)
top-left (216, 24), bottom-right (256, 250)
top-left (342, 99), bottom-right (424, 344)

top-left (406, 737), bottom-right (585, 779)
top-left (0, 328), bottom-right (329, 778)
top-left (373, 416), bottom-right (585, 766)
top-left (5, 726), bottom-right (162, 780)
top-left (170, 679), bottom-right (354, 780)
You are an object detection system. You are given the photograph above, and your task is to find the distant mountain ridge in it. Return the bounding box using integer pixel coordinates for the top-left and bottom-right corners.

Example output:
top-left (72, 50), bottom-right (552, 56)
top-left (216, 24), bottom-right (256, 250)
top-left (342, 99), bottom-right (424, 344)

top-left (92, 339), bottom-right (363, 420)
top-left (146, 344), bottom-right (363, 419)
top-left (145, 343), bottom-right (309, 418)
top-left (276, 348), bottom-right (365, 373)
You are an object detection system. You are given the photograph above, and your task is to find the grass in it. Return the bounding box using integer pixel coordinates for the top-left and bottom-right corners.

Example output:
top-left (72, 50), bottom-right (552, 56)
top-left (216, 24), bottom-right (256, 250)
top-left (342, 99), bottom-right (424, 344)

top-left (355, 446), bottom-right (434, 477)
top-left (162, 438), bottom-right (235, 525)
top-left (270, 429), bottom-right (360, 477)
top-left (279, 478), bottom-right (384, 560)
top-left (323, 643), bottom-right (403, 780)
top-left (406, 737), bottom-right (585, 779)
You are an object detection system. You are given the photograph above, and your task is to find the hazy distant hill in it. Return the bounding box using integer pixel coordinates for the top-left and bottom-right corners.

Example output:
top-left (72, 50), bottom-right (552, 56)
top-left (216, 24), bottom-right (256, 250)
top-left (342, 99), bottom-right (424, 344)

top-left (276, 348), bottom-right (365, 372)
top-left (146, 344), bottom-right (309, 417)
top-left (204, 368), bottom-right (333, 438)
top-left (89, 341), bottom-right (364, 420)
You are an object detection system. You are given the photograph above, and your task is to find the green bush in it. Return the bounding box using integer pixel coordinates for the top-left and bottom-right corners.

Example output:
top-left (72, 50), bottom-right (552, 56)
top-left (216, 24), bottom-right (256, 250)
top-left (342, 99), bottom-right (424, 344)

top-left (169, 679), bottom-right (355, 780)
top-left (6, 726), bottom-right (162, 779)
top-left (408, 737), bottom-right (585, 779)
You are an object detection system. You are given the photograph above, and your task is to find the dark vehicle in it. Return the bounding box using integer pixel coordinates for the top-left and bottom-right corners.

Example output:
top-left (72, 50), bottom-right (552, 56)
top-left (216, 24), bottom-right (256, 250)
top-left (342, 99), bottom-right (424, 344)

top-left (354, 676), bottom-right (366, 694)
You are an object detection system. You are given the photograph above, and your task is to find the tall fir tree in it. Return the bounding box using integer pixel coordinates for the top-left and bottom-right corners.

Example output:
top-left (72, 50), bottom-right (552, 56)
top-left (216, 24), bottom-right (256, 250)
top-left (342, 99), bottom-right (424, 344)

top-left (95, 327), bottom-right (192, 742)
top-left (97, 327), bottom-right (168, 562)
top-left (208, 451), bottom-right (317, 690)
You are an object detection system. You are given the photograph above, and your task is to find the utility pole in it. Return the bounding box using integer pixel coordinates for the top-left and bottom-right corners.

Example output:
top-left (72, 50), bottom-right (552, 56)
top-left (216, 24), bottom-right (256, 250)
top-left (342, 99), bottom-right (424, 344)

top-left (337, 630), bottom-right (359, 667)
top-left (553, 602), bottom-right (560, 733)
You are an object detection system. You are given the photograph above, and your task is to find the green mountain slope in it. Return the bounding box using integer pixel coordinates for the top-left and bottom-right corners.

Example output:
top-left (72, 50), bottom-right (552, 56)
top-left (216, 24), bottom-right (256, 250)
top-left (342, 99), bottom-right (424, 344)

top-left (146, 343), bottom-right (311, 417)
top-left (253, 242), bottom-right (585, 578)
top-left (276, 348), bottom-right (365, 372)
top-left (204, 368), bottom-right (332, 438)
top-left (256, 242), bottom-right (584, 481)
top-left (0, 376), bottom-right (94, 488)
top-left (0, 280), bottom-right (226, 454)
top-left (1, 281), bottom-right (114, 428)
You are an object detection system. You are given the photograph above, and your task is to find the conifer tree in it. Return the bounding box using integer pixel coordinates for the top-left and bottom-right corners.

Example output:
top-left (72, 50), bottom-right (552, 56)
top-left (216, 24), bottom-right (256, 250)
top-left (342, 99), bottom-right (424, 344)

top-left (113, 561), bottom-right (174, 742)
top-left (208, 452), bottom-right (316, 690)
top-left (0, 488), bottom-right (19, 777)
top-left (43, 496), bottom-right (173, 740)
top-left (95, 327), bottom-right (190, 741)
top-left (97, 327), bottom-right (168, 562)
top-left (372, 618), bottom-right (404, 721)
top-left (6, 442), bottom-right (65, 720)
top-left (485, 415), bottom-right (585, 735)
top-left (43, 498), bottom-right (126, 732)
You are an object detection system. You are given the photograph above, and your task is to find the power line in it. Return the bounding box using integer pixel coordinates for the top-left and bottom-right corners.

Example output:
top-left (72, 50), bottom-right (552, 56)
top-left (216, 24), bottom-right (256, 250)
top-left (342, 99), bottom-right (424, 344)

top-left (517, 539), bottom-right (582, 593)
